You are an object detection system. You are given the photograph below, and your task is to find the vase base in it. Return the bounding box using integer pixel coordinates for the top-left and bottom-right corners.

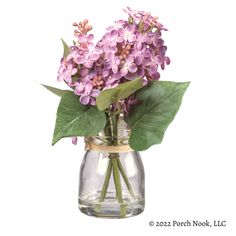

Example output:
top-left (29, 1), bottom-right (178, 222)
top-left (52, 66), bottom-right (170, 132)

top-left (78, 194), bottom-right (144, 218)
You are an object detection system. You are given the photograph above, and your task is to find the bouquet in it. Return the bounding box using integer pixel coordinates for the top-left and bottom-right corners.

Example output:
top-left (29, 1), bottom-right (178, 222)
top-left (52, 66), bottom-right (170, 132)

top-left (43, 7), bottom-right (189, 218)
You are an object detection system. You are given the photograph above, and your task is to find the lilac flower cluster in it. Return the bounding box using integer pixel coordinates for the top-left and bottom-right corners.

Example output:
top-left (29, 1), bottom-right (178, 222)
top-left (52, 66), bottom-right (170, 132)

top-left (57, 7), bottom-right (170, 106)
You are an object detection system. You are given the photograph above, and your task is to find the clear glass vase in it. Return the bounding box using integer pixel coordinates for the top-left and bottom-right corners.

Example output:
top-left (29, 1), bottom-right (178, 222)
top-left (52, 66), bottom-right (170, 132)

top-left (78, 115), bottom-right (145, 218)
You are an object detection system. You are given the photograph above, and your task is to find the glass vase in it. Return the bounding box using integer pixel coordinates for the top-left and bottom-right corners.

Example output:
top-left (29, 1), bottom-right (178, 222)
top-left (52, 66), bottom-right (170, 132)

top-left (78, 114), bottom-right (145, 218)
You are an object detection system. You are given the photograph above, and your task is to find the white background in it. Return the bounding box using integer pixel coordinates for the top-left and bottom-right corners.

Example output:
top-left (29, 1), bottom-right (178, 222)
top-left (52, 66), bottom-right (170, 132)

top-left (0, 0), bottom-right (236, 235)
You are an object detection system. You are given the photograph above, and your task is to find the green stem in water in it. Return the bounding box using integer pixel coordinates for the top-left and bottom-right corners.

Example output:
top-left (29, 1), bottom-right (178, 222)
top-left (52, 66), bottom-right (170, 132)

top-left (95, 112), bottom-right (135, 217)
top-left (111, 113), bottom-right (127, 216)
top-left (100, 160), bottom-right (113, 202)
top-left (95, 159), bottom-right (112, 212)
top-left (111, 113), bottom-right (135, 199)
top-left (94, 112), bottom-right (117, 213)
top-left (111, 156), bottom-right (126, 217)
top-left (116, 157), bottom-right (135, 199)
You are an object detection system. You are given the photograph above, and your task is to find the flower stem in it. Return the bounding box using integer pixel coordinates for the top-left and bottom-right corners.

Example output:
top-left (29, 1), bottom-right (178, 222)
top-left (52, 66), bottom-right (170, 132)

top-left (95, 159), bottom-right (112, 212)
top-left (100, 159), bottom-right (113, 202)
top-left (116, 157), bottom-right (135, 199)
top-left (95, 112), bottom-right (134, 217)
top-left (111, 155), bottom-right (126, 217)
top-left (110, 113), bottom-right (127, 216)
top-left (111, 113), bottom-right (136, 200)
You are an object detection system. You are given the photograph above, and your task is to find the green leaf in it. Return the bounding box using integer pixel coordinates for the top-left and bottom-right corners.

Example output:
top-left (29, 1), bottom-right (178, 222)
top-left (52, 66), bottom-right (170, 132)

top-left (61, 38), bottom-right (70, 57)
top-left (125, 81), bottom-right (190, 151)
top-left (96, 78), bottom-right (143, 111)
top-left (52, 92), bottom-right (106, 145)
top-left (42, 84), bottom-right (71, 97)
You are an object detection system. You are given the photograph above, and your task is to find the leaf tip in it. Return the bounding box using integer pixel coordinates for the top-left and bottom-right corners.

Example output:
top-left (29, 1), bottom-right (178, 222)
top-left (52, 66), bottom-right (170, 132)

top-left (52, 132), bottom-right (60, 146)
top-left (183, 81), bottom-right (191, 87)
top-left (51, 139), bottom-right (56, 146)
top-left (60, 38), bottom-right (70, 57)
top-left (60, 38), bottom-right (66, 43)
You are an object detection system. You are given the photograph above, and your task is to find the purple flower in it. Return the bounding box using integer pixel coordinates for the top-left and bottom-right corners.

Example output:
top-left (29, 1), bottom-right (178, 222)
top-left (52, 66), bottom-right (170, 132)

top-left (149, 71), bottom-right (160, 80)
top-left (108, 29), bottom-right (125, 46)
top-left (74, 46), bottom-right (102, 68)
top-left (161, 56), bottom-right (171, 70)
top-left (123, 7), bottom-right (166, 31)
top-left (98, 30), bottom-right (120, 53)
top-left (71, 136), bottom-right (78, 145)
top-left (57, 7), bottom-right (170, 109)
top-left (105, 73), bottom-right (122, 86)
top-left (57, 59), bottom-right (78, 85)
top-left (118, 25), bottom-right (136, 43)
top-left (120, 56), bottom-right (137, 76)
top-left (106, 20), bottom-right (126, 31)
top-left (78, 33), bottom-right (94, 44)
top-left (124, 66), bottom-right (145, 81)
top-left (131, 42), bottom-right (151, 65)
top-left (66, 47), bottom-right (80, 61)
top-left (123, 7), bottom-right (143, 21)
top-left (144, 53), bottom-right (163, 79)
top-left (153, 33), bottom-right (164, 47)
top-left (80, 68), bottom-right (89, 77)
top-left (159, 45), bottom-right (167, 56)
top-left (75, 80), bottom-right (100, 105)
top-left (106, 52), bottom-right (121, 73)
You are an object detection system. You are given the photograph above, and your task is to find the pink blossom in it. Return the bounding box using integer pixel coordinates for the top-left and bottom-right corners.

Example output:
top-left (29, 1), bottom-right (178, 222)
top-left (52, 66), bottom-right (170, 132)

top-left (57, 7), bottom-right (170, 107)
top-left (71, 136), bottom-right (78, 145)
top-left (57, 60), bottom-right (77, 85)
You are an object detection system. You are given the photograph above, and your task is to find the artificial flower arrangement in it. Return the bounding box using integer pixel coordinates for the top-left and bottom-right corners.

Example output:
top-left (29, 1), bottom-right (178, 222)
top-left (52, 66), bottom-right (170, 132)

top-left (43, 7), bottom-right (189, 218)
